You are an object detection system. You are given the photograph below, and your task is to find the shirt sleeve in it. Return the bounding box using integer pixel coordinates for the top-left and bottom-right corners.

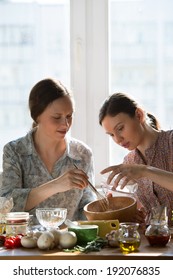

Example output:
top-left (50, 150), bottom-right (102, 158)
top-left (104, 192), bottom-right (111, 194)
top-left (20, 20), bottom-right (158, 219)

top-left (0, 143), bottom-right (30, 212)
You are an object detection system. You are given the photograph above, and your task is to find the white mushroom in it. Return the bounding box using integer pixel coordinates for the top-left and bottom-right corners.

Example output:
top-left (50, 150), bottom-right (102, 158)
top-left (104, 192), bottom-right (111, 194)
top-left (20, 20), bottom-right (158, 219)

top-left (59, 231), bottom-right (77, 249)
top-left (21, 236), bottom-right (38, 249)
top-left (49, 228), bottom-right (62, 246)
top-left (37, 231), bottom-right (55, 250)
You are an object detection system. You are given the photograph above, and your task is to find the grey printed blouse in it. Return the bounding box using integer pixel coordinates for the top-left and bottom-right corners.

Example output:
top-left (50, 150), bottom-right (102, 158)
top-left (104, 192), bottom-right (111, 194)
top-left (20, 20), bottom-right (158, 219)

top-left (0, 129), bottom-right (96, 224)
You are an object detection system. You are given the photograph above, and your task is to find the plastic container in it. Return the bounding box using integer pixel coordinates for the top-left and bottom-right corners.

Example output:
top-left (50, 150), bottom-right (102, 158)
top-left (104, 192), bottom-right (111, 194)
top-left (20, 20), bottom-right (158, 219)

top-left (5, 212), bottom-right (29, 236)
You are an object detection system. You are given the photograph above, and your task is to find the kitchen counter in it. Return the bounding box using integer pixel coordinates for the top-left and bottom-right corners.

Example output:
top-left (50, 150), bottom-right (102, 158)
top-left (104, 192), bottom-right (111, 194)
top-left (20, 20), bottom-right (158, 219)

top-left (0, 233), bottom-right (173, 260)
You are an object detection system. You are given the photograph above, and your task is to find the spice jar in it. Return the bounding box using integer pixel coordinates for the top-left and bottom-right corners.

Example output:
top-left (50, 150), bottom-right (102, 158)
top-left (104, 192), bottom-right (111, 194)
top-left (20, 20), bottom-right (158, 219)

top-left (5, 212), bottom-right (29, 236)
top-left (145, 206), bottom-right (171, 246)
top-left (118, 222), bottom-right (141, 253)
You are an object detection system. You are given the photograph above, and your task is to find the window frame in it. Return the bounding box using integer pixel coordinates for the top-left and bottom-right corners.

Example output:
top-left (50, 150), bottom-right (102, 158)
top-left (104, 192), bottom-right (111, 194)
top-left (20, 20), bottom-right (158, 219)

top-left (70, 0), bottom-right (110, 185)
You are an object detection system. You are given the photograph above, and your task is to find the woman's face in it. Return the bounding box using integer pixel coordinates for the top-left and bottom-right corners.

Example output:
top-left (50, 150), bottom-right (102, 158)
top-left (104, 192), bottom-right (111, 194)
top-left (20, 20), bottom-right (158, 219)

top-left (101, 111), bottom-right (144, 150)
top-left (36, 96), bottom-right (74, 141)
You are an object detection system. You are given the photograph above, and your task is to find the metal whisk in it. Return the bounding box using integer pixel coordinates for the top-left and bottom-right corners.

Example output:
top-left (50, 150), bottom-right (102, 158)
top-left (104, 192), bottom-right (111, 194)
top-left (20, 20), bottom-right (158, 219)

top-left (73, 163), bottom-right (109, 211)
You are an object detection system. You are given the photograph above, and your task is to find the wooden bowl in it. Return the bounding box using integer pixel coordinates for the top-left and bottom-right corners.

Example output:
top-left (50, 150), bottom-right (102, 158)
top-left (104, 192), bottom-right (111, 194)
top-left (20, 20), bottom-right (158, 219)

top-left (83, 196), bottom-right (137, 222)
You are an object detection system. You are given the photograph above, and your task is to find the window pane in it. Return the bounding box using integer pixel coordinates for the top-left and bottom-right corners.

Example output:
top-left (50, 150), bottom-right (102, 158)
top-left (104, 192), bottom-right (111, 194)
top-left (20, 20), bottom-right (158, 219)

top-left (110, 0), bottom-right (173, 164)
top-left (0, 0), bottom-right (70, 169)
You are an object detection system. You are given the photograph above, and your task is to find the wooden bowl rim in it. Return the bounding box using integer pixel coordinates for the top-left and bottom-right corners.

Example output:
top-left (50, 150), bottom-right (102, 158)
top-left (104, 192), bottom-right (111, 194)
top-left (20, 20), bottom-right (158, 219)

top-left (84, 196), bottom-right (137, 214)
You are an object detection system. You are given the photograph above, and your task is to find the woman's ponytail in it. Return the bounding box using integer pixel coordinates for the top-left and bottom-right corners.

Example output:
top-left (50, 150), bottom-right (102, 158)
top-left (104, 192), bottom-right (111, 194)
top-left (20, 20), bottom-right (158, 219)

top-left (147, 113), bottom-right (160, 130)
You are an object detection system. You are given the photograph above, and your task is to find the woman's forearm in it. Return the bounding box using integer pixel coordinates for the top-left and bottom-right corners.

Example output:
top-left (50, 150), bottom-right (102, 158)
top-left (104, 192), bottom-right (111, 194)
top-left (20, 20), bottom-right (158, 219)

top-left (25, 168), bottom-right (89, 211)
top-left (25, 180), bottom-right (57, 211)
top-left (144, 166), bottom-right (173, 192)
top-left (101, 164), bottom-right (173, 192)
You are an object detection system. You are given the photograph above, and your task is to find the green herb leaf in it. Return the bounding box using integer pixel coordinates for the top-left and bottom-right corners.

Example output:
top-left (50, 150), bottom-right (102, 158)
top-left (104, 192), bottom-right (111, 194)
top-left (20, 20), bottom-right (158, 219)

top-left (64, 237), bottom-right (108, 253)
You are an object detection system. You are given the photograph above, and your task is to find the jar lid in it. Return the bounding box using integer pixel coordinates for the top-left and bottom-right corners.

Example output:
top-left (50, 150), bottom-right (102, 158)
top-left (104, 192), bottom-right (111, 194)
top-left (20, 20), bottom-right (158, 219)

top-left (5, 212), bottom-right (29, 222)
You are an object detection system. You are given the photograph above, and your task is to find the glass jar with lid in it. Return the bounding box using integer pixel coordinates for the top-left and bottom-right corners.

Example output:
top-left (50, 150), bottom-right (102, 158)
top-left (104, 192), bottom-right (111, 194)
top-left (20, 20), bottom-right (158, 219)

top-left (5, 212), bottom-right (29, 236)
top-left (145, 206), bottom-right (171, 246)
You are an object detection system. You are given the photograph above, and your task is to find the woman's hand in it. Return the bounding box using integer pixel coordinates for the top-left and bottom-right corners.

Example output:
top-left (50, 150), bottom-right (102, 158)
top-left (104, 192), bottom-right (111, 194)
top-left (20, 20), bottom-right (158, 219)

top-left (25, 168), bottom-right (89, 211)
top-left (53, 168), bottom-right (89, 192)
top-left (106, 193), bottom-right (147, 227)
top-left (101, 164), bottom-right (146, 190)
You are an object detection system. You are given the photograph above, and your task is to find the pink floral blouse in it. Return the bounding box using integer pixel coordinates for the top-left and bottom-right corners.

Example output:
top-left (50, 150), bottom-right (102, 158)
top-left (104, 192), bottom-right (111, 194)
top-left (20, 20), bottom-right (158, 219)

top-left (123, 130), bottom-right (173, 226)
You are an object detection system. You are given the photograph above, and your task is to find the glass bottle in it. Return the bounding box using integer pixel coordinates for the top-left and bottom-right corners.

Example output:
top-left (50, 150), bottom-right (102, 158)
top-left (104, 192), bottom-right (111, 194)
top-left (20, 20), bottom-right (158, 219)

top-left (118, 222), bottom-right (141, 253)
top-left (145, 206), bottom-right (171, 246)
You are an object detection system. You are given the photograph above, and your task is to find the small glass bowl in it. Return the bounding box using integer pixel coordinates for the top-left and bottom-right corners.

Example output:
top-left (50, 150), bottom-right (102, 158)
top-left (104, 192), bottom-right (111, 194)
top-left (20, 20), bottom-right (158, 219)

top-left (36, 208), bottom-right (67, 230)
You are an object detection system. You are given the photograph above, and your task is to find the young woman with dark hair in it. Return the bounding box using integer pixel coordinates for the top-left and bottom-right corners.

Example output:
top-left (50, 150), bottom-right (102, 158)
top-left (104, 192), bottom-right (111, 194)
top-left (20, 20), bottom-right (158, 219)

top-left (99, 92), bottom-right (173, 226)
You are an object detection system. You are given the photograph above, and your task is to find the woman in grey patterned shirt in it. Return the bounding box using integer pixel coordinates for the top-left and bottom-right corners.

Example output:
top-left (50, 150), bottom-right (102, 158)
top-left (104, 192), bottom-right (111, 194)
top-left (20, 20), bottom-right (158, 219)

top-left (0, 78), bottom-right (96, 224)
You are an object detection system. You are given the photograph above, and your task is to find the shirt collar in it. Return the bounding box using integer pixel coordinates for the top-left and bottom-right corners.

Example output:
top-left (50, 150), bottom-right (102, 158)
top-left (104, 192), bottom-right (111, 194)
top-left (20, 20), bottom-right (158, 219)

top-left (64, 135), bottom-right (81, 161)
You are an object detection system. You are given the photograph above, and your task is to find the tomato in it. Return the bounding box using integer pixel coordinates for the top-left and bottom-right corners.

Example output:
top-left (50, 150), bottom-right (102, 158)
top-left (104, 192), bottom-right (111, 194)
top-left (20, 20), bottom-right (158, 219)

top-left (4, 234), bottom-right (22, 249)
top-left (4, 238), bottom-right (15, 249)
top-left (14, 235), bottom-right (22, 248)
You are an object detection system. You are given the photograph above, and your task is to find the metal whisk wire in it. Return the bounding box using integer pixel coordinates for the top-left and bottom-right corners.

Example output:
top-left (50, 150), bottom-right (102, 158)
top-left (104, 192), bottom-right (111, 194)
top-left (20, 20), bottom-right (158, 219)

top-left (73, 163), bottom-right (109, 211)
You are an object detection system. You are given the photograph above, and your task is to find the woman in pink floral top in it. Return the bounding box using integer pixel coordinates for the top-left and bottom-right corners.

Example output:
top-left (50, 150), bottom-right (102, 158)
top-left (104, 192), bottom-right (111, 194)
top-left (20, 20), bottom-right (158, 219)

top-left (99, 93), bottom-right (173, 226)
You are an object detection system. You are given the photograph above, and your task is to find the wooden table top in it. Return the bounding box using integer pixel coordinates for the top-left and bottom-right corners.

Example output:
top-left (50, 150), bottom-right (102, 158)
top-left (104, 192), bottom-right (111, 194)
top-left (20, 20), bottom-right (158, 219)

top-left (0, 233), bottom-right (173, 260)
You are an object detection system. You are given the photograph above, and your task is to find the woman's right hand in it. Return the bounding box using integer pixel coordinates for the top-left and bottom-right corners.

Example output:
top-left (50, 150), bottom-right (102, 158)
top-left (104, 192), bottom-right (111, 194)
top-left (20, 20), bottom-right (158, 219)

top-left (25, 168), bottom-right (90, 211)
top-left (53, 168), bottom-right (89, 192)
